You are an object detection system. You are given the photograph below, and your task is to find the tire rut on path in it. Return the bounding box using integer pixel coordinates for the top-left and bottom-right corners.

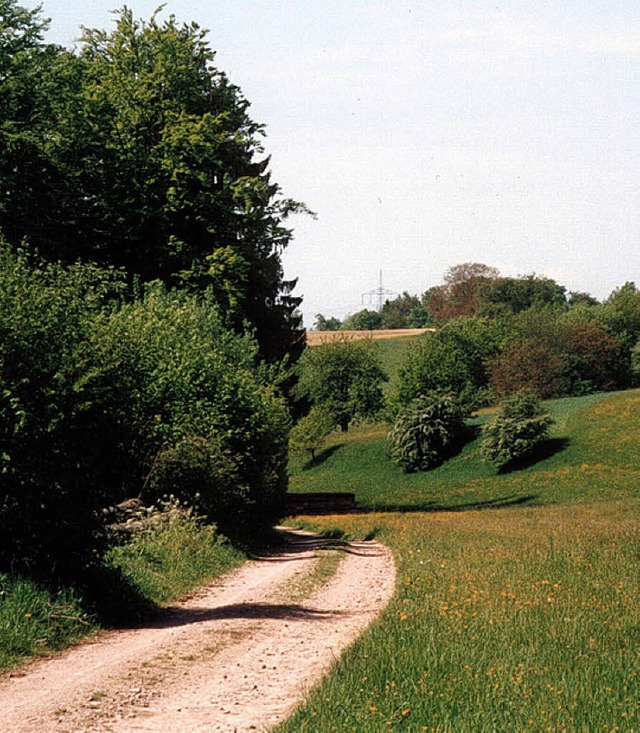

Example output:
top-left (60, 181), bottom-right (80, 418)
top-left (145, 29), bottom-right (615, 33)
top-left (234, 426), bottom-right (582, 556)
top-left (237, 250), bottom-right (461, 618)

top-left (0, 528), bottom-right (396, 732)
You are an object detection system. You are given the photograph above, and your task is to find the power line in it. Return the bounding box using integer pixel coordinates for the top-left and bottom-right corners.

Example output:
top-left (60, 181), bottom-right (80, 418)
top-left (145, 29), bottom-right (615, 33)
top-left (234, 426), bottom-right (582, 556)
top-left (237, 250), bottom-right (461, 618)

top-left (361, 270), bottom-right (397, 312)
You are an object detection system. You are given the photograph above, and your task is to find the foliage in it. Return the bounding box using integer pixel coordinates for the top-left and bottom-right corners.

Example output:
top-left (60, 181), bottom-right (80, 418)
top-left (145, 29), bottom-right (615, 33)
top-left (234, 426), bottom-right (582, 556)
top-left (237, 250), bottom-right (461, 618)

top-left (388, 392), bottom-right (468, 472)
top-left (104, 500), bottom-right (242, 607)
top-left (600, 281), bottom-right (640, 348)
top-left (480, 391), bottom-right (553, 467)
top-left (341, 308), bottom-right (383, 330)
top-left (488, 316), bottom-right (631, 399)
top-left (0, 3), bottom-right (307, 363)
top-left (289, 407), bottom-right (336, 461)
top-left (477, 274), bottom-right (567, 317)
top-left (396, 316), bottom-right (511, 409)
top-left (0, 244), bottom-right (127, 577)
top-left (488, 338), bottom-right (567, 399)
top-left (313, 313), bottom-right (342, 331)
top-left (380, 291), bottom-right (429, 328)
top-left (0, 244), bottom-right (289, 580)
top-left (297, 338), bottom-right (387, 431)
top-left (560, 320), bottom-right (631, 394)
top-left (85, 283), bottom-right (291, 535)
top-left (426, 262), bottom-right (500, 322)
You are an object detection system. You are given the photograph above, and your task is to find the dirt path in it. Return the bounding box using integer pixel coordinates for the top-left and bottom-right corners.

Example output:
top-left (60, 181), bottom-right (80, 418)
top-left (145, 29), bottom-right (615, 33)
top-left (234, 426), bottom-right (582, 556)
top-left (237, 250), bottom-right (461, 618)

top-left (0, 528), bottom-right (396, 732)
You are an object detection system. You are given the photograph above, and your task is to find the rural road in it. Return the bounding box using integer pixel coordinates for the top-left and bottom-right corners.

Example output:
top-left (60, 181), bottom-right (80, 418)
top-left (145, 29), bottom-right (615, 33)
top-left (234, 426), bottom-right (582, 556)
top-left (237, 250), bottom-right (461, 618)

top-left (0, 528), bottom-right (396, 732)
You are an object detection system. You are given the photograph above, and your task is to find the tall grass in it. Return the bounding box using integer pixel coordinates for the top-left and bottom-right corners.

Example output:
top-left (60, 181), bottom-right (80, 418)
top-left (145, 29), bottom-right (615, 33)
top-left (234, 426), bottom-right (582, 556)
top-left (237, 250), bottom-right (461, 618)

top-left (0, 507), bottom-right (244, 669)
top-left (0, 576), bottom-right (93, 668)
top-left (280, 390), bottom-right (639, 732)
top-left (104, 506), bottom-right (244, 607)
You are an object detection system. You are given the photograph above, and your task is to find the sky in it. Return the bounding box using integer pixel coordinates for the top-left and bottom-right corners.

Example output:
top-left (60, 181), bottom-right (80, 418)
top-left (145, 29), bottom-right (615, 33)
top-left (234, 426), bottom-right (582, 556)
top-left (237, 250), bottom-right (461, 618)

top-left (27, 0), bottom-right (640, 326)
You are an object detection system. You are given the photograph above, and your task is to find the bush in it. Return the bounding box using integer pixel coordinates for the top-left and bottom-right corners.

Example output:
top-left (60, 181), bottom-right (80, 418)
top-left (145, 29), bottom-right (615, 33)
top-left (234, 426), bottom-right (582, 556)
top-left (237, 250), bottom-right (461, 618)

top-left (297, 338), bottom-right (387, 431)
top-left (560, 321), bottom-right (631, 394)
top-left (388, 393), bottom-right (468, 472)
top-left (83, 284), bottom-right (291, 537)
top-left (0, 245), bottom-right (290, 579)
top-left (480, 391), bottom-right (553, 467)
top-left (104, 500), bottom-right (242, 607)
top-left (0, 244), bottom-right (127, 577)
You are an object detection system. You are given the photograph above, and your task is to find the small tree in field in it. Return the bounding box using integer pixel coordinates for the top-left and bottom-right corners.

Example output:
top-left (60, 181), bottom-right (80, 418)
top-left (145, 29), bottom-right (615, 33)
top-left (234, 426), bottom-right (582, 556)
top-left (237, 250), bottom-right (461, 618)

top-left (480, 391), bottom-right (553, 468)
top-left (289, 407), bottom-right (335, 462)
top-left (389, 393), bottom-right (467, 472)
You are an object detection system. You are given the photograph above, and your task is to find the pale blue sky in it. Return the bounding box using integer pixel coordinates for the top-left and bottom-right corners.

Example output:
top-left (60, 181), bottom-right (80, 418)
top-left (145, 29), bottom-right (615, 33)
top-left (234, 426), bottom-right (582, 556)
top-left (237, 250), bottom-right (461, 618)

top-left (28, 1), bottom-right (640, 325)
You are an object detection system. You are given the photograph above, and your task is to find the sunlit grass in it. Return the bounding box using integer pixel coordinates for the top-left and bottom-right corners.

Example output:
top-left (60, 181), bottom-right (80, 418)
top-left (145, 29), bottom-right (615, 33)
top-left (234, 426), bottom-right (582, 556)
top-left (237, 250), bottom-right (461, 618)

top-left (280, 502), bottom-right (638, 733)
top-left (289, 391), bottom-right (640, 510)
top-left (280, 390), bottom-right (639, 732)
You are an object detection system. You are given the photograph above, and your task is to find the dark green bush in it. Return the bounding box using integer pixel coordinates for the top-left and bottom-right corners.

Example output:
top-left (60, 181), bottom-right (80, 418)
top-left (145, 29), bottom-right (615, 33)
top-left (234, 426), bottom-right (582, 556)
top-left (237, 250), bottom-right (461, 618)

top-left (0, 244), bottom-right (127, 577)
top-left (480, 391), bottom-right (553, 467)
top-left (0, 244), bottom-right (290, 580)
top-left (388, 393), bottom-right (468, 472)
top-left (79, 283), bottom-right (291, 536)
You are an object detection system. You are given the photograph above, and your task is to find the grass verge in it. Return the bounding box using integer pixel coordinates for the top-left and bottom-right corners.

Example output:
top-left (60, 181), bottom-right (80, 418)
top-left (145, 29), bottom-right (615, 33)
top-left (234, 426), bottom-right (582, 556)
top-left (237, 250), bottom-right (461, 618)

top-left (0, 575), bottom-right (94, 669)
top-left (0, 506), bottom-right (244, 670)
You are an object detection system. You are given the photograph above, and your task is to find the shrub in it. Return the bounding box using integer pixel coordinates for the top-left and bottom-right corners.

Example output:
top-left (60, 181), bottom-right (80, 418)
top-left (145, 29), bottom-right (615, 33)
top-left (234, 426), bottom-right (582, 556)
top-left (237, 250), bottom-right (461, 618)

top-left (480, 391), bottom-right (553, 467)
top-left (388, 393), bottom-right (467, 472)
top-left (0, 244), bottom-right (127, 577)
top-left (560, 321), bottom-right (631, 394)
top-left (84, 284), bottom-right (291, 537)
top-left (104, 500), bottom-right (242, 607)
top-left (289, 407), bottom-right (336, 461)
top-left (0, 245), bottom-right (290, 579)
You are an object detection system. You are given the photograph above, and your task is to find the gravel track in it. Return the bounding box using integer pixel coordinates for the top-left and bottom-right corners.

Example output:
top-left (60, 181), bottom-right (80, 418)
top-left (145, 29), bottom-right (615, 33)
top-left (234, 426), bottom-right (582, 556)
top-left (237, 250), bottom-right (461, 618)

top-left (0, 528), bottom-right (396, 732)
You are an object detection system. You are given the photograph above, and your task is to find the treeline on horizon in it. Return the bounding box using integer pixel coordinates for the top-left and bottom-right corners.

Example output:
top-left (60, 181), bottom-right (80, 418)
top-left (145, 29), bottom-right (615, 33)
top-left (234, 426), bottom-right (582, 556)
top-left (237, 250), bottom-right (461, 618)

top-left (0, 1), bottom-right (306, 597)
top-left (316, 263), bottom-right (640, 408)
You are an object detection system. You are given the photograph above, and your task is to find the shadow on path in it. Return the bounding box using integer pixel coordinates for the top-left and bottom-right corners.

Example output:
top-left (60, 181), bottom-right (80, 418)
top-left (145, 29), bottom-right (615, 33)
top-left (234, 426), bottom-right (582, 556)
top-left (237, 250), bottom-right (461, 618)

top-left (148, 601), bottom-right (353, 630)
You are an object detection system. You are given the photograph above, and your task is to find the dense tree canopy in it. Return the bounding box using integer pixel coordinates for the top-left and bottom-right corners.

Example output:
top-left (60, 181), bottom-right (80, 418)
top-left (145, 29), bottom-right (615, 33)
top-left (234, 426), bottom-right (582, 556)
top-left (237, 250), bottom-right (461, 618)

top-left (297, 338), bottom-right (387, 431)
top-left (426, 263), bottom-right (500, 322)
top-left (0, 3), bottom-right (306, 362)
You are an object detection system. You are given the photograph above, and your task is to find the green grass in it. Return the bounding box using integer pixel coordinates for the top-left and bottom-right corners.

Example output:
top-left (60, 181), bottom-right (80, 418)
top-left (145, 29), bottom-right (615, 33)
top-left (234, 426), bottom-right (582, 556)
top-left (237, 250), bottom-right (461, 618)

top-left (0, 575), bottom-right (95, 669)
top-left (376, 334), bottom-right (429, 395)
top-left (279, 389), bottom-right (639, 732)
top-left (0, 508), bottom-right (244, 670)
top-left (104, 507), bottom-right (244, 607)
top-left (289, 391), bottom-right (639, 510)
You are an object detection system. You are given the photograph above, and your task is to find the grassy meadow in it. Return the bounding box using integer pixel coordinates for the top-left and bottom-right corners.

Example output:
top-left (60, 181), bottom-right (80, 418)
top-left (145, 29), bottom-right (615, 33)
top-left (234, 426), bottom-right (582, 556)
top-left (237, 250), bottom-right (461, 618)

top-left (281, 389), bottom-right (639, 732)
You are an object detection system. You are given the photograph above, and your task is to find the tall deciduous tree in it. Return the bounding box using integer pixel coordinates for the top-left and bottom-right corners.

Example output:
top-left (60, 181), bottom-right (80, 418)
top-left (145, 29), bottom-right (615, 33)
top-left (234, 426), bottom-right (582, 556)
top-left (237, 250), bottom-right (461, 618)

top-left (297, 338), bottom-right (387, 431)
top-left (476, 275), bottom-right (567, 317)
top-left (0, 4), bottom-right (307, 362)
top-left (426, 263), bottom-right (500, 322)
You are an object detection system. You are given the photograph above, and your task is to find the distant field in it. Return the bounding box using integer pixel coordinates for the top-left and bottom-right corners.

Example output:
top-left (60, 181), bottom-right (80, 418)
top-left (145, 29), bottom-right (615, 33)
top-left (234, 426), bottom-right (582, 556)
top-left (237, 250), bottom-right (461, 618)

top-left (305, 328), bottom-right (434, 346)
